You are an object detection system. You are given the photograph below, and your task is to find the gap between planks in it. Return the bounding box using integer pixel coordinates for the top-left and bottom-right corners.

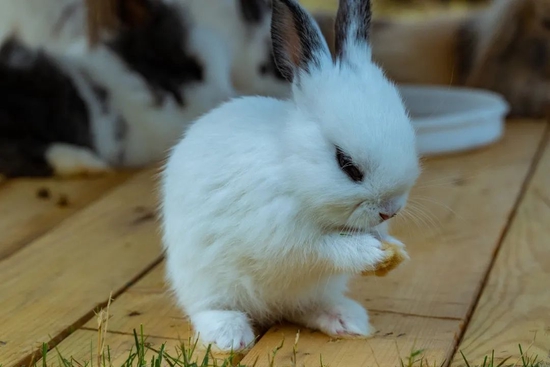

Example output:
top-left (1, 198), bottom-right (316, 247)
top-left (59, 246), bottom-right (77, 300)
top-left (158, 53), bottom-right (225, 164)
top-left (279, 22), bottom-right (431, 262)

top-left (60, 120), bottom-right (546, 366)
top-left (39, 120), bottom-right (546, 367)
top-left (241, 120), bottom-right (548, 366)
top-left (4, 120), bottom-right (546, 367)
top-left (449, 122), bottom-right (550, 366)
top-left (0, 171), bottom-right (135, 262)
top-left (0, 168), bottom-right (164, 367)
top-left (451, 125), bottom-right (550, 366)
top-left (15, 257), bottom-right (164, 367)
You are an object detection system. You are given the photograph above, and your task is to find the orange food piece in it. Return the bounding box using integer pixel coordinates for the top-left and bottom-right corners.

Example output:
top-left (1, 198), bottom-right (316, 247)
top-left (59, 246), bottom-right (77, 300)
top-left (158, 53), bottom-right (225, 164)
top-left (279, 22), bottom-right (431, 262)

top-left (361, 241), bottom-right (409, 277)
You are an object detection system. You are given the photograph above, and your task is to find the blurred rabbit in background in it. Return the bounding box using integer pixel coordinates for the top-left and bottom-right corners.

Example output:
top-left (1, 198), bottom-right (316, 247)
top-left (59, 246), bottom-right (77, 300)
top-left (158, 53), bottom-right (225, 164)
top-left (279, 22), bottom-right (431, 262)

top-left (0, 0), bottom-right (548, 178)
top-left (0, 0), bottom-right (235, 177)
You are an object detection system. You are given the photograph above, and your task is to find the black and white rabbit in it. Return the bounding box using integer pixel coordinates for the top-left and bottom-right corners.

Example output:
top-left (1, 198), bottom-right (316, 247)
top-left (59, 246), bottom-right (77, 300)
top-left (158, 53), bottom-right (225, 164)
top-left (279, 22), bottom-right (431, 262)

top-left (161, 0), bottom-right (420, 352)
top-left (0, 0), bottom-right (291, 100)
top-left (0, 0), bottom-right (234, 178)
top-left (176, 0), bottom-right (291, 98)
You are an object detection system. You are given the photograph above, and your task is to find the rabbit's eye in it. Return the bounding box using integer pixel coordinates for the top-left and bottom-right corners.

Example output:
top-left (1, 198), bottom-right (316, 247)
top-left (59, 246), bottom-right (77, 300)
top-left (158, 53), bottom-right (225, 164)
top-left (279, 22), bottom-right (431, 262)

top-left (336, 147), bottom-right (364, 182)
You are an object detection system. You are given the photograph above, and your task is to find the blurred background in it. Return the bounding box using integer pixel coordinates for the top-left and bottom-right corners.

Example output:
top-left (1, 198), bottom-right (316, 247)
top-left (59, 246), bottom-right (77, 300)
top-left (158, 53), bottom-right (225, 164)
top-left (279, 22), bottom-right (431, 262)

top-left (302, 0), bottom-right (489, 18)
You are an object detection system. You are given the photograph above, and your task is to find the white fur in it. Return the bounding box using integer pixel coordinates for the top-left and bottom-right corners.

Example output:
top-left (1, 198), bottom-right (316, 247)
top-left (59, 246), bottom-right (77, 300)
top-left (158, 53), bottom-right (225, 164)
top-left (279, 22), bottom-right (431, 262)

top-left (14, 0), bottom-right (233, 170)
top-left (161, 0), bottom-right (420, 352)
top-left (289, 296), bottom-right (373, 337)
top-left (0, 0), bottom-right (290, 99)
top-left (0, 0), bottom-right (85, 52)
top-left (0, 0), bottom-right (249, 170)
top-left (62, 24), bottom-right (234, 168)
top-left (193, 310), bottom-right (256, 351)
top-left (45, 143), bottom-right (111, 177)
top-left (177, 0), bottom-right (291, 98)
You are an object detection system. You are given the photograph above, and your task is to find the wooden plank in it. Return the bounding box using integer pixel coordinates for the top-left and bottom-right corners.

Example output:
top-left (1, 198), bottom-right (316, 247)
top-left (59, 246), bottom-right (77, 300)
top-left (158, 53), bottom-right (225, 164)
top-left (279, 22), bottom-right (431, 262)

top-left (355, 121), bottom-right (547, 319)
top-left (35, 330), bottom-right (183, 367)
top-left (46, 317), bottom-right (457, 367)
top-left (80, 262), bottom-right (252, 361)
top-left (451, 134), bottom-right (550, 366)
top-left (37, 328), bottom-right (250, 367)
top-left (78, 121), bottom-right (544, 367)
top-left (81, 264), bottom-right (193, 341)
top-left (238, 121), bottom-right (547, 366)
top-left (79, 314), bottom-right (458, 367)
top-left (0, 173), bottom-right (134, 262)
top-left (0, 169), bottom-right (163, 367)
top-left (242, 315), bottom-right (459, 367)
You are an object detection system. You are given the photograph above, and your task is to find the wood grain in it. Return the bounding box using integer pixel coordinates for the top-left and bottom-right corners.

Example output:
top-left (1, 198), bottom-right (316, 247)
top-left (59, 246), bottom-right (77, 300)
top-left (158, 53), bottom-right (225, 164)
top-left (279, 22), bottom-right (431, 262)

top-left (35, 330), bottom-right (183, 367)
top-left (242, 314), bottom-right (459, 367)
top-left (243, 117), bottom-right (545, 367)
top-left (37, 328), bottom-right (248, 367)
top-left (238, 121), bottom-right (547, 367)
top-left (0, 169), bottom-right (162, 367)
top-left (0, 173), bottom-right (133, 262)
top-left (451, 134), bottom-right (550, 366)
top-left (355, 121), bottom-right (546, 319)
top-left (81, 263), bottom-right (192, 341)
top-left (74, 121), bottom-right (545, 367)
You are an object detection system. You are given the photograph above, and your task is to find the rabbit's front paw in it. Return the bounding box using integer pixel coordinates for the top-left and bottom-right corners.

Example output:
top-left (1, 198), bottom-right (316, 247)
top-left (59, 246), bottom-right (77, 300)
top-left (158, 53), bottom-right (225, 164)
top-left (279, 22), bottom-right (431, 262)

top-left (191, 310), bottom-right (255, 352)
top-left (299, 298), bottom-right (374, 338)
top-left (362, 240), bottom-right (409, 277)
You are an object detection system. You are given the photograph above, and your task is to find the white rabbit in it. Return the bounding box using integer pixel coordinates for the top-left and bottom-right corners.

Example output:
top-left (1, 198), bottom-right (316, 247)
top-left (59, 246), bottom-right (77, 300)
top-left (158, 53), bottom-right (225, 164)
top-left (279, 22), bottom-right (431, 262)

top-left (161, 0), bottom-right (420, 352)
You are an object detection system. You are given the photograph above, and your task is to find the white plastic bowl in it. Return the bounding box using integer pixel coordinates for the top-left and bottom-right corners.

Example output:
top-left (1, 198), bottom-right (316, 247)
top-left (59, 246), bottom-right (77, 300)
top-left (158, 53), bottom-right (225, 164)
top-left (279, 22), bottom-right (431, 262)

top-left (398, 84), bottom-right (510, 157)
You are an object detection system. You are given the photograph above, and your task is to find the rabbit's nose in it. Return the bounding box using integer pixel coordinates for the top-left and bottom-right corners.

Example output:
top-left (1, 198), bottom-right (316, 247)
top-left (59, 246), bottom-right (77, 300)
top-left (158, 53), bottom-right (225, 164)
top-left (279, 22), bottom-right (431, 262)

top-left (379, 211), bottom-right (397, 221)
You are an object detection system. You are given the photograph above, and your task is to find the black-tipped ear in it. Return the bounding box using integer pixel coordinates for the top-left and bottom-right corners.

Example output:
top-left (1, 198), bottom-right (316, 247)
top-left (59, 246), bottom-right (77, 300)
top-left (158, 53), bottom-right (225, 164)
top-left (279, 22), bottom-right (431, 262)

top-left (334, 0), bottom-right (372, 60)
top-left (239, 0), bottom-right (270, 24)
top-left (116, 0), bottom-right (153, 28)
top-left (271, 0), bottom-right (331, 83)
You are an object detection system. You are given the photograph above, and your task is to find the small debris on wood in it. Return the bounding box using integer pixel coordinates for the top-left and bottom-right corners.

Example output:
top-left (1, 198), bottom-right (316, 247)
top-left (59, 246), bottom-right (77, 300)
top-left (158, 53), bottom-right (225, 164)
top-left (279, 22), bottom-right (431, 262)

top-left (56, 194), bottom-right (70, 208)
top-left (132, 211), bottom-right (155, 225)
top-left (36, 187), bottom-right (51, 199)
top-left (128, 311), bottom-right (141, 317)
top-left (453, 177), bottom-right (467, 186)
top-left (133, 206), bottom-right (147, 213)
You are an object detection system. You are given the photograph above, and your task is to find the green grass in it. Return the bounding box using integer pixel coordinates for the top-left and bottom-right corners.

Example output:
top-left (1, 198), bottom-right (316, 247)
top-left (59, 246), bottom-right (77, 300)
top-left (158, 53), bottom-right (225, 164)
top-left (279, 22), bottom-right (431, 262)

top-left (25, 299), bottom-right (549, 367)
top-left (459, 345), bottom-right (548, 367)
top-left (29, 326), bottom-right (550, 367)
top-left (37, 326), bottom-right (246, 367)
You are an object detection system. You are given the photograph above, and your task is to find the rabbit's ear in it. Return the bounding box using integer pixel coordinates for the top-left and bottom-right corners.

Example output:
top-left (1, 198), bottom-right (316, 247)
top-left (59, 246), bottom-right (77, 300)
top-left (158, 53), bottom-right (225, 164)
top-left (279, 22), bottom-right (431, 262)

top-left (271, 0), bottom-right (331, 83)
top-left (334, 0), bottom-right (372, 62)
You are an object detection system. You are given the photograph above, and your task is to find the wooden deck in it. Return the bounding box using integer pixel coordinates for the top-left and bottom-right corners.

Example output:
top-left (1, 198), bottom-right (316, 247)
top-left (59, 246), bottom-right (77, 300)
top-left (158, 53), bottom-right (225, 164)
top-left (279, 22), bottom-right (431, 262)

top-left (0, 118), bottom-right (549, 367)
